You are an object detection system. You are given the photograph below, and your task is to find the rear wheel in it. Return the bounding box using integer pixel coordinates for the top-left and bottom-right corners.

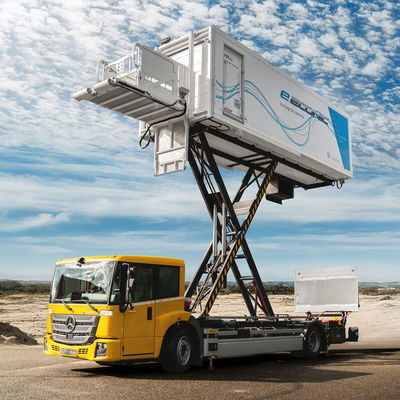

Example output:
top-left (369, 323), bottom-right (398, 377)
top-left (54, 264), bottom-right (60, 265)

top-left (293, 325), bottom-right (324, 358)
top-left (161, 328), bottom-right (192, 373)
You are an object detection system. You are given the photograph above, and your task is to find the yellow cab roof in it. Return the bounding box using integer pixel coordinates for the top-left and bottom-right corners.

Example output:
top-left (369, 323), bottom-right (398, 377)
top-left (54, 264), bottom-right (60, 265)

top-left (55, 255), bottom-right (184, 267)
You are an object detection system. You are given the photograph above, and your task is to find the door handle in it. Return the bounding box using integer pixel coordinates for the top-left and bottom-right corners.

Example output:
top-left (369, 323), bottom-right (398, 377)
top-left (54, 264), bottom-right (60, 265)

top-left (147, 306), bottom-right (152, 320)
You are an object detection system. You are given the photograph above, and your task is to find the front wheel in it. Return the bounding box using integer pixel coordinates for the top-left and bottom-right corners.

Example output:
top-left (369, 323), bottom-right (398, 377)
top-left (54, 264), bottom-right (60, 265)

top-left (160, 328), bottom-right (192, 373)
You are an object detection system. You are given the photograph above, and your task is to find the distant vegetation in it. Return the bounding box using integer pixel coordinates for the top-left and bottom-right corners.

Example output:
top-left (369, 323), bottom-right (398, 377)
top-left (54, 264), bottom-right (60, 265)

top-left (359, 286), bottom-right (400, 296)
top-left (0, 280), bottom-right (50, 296)
top-left (216, 284), bottom-right (400, 296)
top-left (264, 284), bottom-right (295, 295)
top-left (220, 284), bottom-right (294, 295)
top-left (1, 280), bottom-right (399, 297)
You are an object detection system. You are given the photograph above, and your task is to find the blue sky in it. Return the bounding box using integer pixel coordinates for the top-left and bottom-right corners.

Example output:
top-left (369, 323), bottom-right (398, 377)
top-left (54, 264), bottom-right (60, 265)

top-left (0, 0), bottom-right (399, 282)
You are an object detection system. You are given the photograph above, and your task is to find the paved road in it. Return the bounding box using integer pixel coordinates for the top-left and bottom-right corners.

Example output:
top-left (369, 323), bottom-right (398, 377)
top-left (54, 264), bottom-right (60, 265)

top-left (1, 345), bottom-right (399, 400)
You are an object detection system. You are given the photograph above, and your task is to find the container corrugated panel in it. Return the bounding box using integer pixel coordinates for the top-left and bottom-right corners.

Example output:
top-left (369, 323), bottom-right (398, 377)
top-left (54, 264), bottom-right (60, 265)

top-left (294, 267), bottom-right (359, 313)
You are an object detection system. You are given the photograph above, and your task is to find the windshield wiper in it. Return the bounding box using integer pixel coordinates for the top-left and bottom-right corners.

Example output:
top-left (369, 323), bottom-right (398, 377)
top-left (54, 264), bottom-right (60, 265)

top-left (82, 299), bottom-right (99, 313)
top-left (60, 299), bottom-right (74, 312)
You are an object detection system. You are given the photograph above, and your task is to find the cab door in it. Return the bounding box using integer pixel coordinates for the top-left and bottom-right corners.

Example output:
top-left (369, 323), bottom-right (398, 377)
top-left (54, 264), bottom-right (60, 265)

top-left (123, 265), bottom-right (155, 357)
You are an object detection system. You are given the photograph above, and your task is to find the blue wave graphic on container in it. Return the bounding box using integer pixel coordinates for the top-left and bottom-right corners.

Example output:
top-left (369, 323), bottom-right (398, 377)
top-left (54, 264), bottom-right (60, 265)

top-left (215, 80), bottom-right (333, 147)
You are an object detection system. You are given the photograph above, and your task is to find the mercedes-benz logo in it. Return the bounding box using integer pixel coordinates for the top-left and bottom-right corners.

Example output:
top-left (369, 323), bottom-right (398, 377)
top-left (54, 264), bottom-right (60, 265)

top-left (65, 316), bottom-right (76, 332)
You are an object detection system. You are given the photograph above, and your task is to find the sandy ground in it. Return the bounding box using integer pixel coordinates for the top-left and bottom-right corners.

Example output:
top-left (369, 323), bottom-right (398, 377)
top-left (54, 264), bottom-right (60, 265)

top-left (0, 294), bottom-right (48, 343)
top-left (1, 346), bottom-right (400, 400)
top-left (0, 293), bottom-right (399, 345)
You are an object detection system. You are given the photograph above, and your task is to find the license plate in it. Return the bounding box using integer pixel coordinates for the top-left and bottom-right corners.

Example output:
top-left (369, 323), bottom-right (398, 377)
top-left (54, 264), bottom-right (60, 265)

top-left (60, 348), bottom-right (76, 356)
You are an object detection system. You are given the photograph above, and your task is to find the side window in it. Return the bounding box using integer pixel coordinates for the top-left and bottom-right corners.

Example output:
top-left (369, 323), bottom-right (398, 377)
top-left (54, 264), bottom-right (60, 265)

top-left (109, 263), bottom-right (121, 304)
top-left (132, 266), bottom-right (154, 302)
top-left (158, 266), bottom-right (179, 299)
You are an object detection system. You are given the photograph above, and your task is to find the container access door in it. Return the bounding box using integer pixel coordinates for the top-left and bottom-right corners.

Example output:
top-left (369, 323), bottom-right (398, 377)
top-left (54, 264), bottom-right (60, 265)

top-left (222, 46), bottom-right (243, 121)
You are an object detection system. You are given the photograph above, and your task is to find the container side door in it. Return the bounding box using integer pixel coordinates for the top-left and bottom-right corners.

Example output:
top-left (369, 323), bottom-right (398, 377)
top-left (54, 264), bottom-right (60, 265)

top-left (154, 119), bottom-right (189, 176)
top-left (223, 46), bottom-right (243, 121)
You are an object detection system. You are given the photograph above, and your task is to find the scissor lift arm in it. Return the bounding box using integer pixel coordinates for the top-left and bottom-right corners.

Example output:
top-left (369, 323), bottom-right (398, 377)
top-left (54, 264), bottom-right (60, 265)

top-left (185, 125), bottom-right (279, 318)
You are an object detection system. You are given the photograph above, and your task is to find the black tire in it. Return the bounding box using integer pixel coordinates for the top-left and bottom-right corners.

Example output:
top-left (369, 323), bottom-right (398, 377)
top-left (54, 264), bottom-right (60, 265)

top-left (348, 326), bottom-right (359, 342)
top-left (293, 325), bottom-right (324, 359)
top-left (160, 328), bottom-right (192, 373)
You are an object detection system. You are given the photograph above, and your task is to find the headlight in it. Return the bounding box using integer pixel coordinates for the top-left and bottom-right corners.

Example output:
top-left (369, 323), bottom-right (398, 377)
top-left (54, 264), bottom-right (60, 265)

top-left (95, 342), bottom-right (107, 358)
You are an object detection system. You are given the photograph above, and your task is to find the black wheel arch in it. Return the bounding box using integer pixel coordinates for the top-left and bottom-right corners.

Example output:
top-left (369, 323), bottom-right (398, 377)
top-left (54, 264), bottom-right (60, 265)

top-left (306, 321), bottom-right (328, 351)
top-left (305, 321), bottom-right (328, 351)
top-left (160, 317), bottom-right (202, 366)
top-left (293, 321), bottom-right (327, 358)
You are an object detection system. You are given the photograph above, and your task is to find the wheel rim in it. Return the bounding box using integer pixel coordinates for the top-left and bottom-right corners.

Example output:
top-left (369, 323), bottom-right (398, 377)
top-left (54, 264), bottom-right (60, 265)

top-left (177, 335), bottom-right (191, 366)
top-left (308, 330), bottom-right (320, 353)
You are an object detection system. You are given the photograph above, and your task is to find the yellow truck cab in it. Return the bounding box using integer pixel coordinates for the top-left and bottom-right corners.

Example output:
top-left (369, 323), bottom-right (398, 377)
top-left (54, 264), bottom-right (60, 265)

top-left (44, 255), bottom-right (200, 372)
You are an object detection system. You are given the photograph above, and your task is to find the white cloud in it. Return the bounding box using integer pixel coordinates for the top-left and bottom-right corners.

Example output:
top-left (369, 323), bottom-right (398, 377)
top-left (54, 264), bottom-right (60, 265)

top-left (286, 3), bottom-right (309, 19)
top-left (12, 229), bottom-right (208, 254)
top-left (285, 53), bottom-right (305, 73)
top-left (209, 4), bottom-right (229, 24)
top-left (296, 37), bottom-right (320, 58)
top-left (0, 171), bottom-right (205, 221)
top-left (256, 176), bottom-right (400, 224)
top-left (240, 39), bottom-right (260, 52)
top-left (0, 213), bottom-right (70, 232)
top-left (364, 9), bottom-right (397, 35)
top-left (252, 231), bottom-right (400, 252)
top-left (250, 0), bottom-right (279, 17)
top-left (319, 32), bottom-right (339, 48)
top-left (361, 53), bottom-right (389, 77)
top-left (0, 171), bottom-right (399, 227)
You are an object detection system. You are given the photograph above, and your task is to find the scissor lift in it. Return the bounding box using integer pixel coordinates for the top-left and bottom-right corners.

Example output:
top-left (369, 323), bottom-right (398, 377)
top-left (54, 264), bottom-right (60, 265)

top-left (185, 128), bottom-right (277, 317)
top-left (183, 119), bottom-right (341, 319)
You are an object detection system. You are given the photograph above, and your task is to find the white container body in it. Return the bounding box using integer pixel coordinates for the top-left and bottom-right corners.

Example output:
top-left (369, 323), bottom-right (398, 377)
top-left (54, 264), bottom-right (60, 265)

top-left (294, 266), bottom-right (359, 313)
top-left (160, 26), bottom-right (353, 182)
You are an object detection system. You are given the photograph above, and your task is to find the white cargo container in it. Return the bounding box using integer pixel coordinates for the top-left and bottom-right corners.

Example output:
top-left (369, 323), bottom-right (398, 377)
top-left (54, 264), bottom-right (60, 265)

top-left (157, 26), bottom-right (352, 183)
top-left (74, 26), bottom-right (352, 185)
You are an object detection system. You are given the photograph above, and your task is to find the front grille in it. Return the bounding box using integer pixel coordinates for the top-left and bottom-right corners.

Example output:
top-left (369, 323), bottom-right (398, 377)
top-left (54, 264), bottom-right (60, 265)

top-left (53, 330), bottom-right (88, 336)
top-left (52, 345), bottom-right (60, 352)
top-left (51, 314), bottom-right (99, 345)
top-left (78, 348), bottom-right (89, 355)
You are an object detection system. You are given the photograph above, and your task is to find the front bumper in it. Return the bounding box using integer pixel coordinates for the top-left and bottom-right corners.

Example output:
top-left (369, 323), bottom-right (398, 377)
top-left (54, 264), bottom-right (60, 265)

top-left (44, 334), bottom-right (122, 362)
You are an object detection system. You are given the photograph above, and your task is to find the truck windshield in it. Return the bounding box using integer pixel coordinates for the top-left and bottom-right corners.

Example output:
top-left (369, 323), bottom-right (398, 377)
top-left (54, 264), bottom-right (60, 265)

top-left (50, 261), bottom-right (118, 305)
